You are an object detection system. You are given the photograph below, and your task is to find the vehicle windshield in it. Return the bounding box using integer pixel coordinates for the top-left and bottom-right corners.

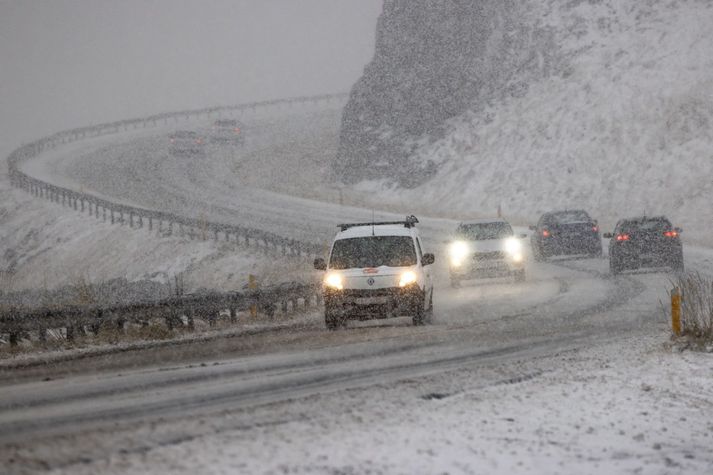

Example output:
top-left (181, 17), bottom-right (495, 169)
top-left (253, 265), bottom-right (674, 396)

top-left (457, 222), bottom-right (513, 240)
top-left (329, 236), bottom-right (417, 269)
top-left (552, 210), bottom-right (591, 224)
top-left (214, 120), bottom-right (238, 127)
top-left (173, 131), bottom-right (197, 138)
top-left (619, 218), bottom-right (672, 233)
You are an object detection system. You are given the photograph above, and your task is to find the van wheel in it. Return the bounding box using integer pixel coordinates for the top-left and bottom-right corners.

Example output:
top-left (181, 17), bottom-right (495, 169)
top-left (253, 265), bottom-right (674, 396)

top-left (424, 293), bottom-right (434, 324)
top-left (325, 310), bottom-right (340, 330)
top-left (412, 295), bottom-right (429, 326)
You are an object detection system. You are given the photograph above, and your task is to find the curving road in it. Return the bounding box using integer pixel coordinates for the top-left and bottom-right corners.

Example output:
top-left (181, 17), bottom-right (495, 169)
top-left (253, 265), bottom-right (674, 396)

top-left (2, 103), bottom-right (705, 473)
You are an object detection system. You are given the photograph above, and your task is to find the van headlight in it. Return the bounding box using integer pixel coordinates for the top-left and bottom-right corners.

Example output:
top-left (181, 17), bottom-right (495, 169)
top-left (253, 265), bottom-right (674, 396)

top-left (399, 270), bottom-right (418, 287)
top-left (324, 273), bottom-right (343, 290)
top-left (449, 241), bottom-right (469, 267)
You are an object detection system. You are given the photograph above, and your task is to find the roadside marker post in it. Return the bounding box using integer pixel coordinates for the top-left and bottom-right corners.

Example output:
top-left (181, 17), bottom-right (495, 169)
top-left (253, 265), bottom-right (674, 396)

top-left (249, 274), bottom-right (258, 318)
top-left (671, 287), bottom-right (682, 336)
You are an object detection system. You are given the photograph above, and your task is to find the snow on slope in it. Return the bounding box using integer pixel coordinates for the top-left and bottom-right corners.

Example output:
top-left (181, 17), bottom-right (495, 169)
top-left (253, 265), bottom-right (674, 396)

top-left (361, 0), bottom-right (713, 244)
top-left (0, 183), bottom-right (301, 292)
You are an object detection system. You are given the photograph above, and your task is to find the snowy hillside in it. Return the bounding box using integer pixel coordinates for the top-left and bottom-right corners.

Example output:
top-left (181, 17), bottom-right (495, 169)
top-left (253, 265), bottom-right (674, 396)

top-left (352, 0), bottom-right (713, 243)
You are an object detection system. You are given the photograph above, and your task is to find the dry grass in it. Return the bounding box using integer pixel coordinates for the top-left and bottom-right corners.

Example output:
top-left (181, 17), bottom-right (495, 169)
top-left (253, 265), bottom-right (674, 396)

top-left (674, 272), bottom-right (713, 346)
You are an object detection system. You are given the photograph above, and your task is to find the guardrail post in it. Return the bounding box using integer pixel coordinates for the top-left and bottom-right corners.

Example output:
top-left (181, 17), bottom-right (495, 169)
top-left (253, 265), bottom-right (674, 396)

top-left (249, 275), bottom-right (258, 318)
top-left (187, 307), bottom-right (195, 331)
top-left (229, 307), bottom-right (237, 323)
top-left (671, 287), bottom-right (682, 336)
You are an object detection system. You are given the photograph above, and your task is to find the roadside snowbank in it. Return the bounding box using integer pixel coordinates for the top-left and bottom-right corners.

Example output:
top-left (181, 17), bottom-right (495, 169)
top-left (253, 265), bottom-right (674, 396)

top-left (54, 332), bottom-right (713, 475)
top-left (0, 183), bottom-right (303, 293)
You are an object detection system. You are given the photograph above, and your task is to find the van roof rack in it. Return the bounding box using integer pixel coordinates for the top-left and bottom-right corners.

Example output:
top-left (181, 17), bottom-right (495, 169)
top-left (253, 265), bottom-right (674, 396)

top-left (338, 215), bottom-right (419, 232)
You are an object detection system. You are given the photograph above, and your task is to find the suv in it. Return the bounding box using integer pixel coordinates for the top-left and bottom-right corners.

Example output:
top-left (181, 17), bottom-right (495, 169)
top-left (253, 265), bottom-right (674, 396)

top-left (209, 119), bottom-right (244, 144)
top-left (530, 209), bottom-right (602, 260)
top-left (448, 219), bottom-right (527, 287)
top-left (604, 216), bottom-right (684, 274)
top-left (314, 216), bottom-right (435, 329)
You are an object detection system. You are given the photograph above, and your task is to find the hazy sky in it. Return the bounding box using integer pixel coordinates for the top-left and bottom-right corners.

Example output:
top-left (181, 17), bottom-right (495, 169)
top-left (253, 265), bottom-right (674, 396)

top-left (0, 0), bottom-right (382, 150)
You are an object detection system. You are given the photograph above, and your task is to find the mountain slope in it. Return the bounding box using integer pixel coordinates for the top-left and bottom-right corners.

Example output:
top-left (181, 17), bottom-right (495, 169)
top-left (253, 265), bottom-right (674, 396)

top-left (347, 0), bottom-right (713, 242)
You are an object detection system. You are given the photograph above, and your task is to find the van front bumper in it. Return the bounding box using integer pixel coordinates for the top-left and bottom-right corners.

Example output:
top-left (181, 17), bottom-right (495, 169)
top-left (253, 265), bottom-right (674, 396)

top-left (324, 286), bottom-right (424, 319)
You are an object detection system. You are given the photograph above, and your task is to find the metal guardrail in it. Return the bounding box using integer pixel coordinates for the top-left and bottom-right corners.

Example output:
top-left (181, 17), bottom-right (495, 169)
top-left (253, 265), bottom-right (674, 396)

top-left (0, 282), bottom-right (320, 346)
top-left (2, 93), bottom-right (347, 345)
top-left (6, 92), bottom-right (348, 258)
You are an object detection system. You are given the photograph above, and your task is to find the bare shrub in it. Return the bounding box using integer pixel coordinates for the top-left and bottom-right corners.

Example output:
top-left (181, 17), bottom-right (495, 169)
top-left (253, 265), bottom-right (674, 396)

top-left (675, 272), bottom-right (713, 344)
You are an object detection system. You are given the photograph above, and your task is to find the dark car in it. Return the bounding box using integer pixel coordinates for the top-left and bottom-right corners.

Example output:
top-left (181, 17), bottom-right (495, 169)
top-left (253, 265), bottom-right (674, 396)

top-left (604, 216), bottom-right (684, 274)
top-left (169, 130), bottom-right (205, 156)
top-left (209, 119), bottom-right (244, 144)
top-left (530, 210), bottom-right (602, 261)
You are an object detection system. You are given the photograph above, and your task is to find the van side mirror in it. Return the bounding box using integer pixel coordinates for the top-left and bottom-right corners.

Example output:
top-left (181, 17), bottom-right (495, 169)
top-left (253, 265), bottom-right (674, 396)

top-left (422, 253), bottom-right (435, 266)
top-left (313, 258), bottom-right (326, 270)
top-left (528, 225), bottom-right (537, 231)
top-left (603, 233), bottom-right (613, 239)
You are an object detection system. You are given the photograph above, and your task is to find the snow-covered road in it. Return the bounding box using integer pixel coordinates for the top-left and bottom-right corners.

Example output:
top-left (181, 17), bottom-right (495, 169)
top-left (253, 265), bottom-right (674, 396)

top-left (3, 104), bottom-right (712, 473)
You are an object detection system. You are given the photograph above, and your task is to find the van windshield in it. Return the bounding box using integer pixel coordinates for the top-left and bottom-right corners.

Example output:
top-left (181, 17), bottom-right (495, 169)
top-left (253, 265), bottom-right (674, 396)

top-left (329, 236), bottom-right (417, 269)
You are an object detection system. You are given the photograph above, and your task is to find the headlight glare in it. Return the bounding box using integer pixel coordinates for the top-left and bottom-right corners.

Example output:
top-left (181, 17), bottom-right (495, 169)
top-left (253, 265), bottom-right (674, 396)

top-left (449, 240), bottom-right (469, 267)
top-left (324, 273), bottom-right (343, 290)
top-left (504, 237), bottom-right (522, 256)
top-left (399, 270), bottom-right (418, 287)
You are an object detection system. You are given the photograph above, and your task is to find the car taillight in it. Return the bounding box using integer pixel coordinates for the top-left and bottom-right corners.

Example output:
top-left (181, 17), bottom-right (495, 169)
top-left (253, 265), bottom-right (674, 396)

top-left (170, 138), bottom-right (175, 143)
top-left (592, 226), bottom-right (599, 232)
top-left (234, 127), bottom-right (241, 134)
top-left (664, 231), bottom-right (678, 238)
top-left (542, 230), bottom-right (550, 237)
top-left (195, 139), bottom-right (203, 144)
top-left (616, 234), bottom-right (630, 241)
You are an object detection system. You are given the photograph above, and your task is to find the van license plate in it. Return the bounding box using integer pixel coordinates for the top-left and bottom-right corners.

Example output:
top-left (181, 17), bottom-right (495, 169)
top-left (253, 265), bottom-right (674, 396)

top-left (356, 297), bottom-right (388, 305)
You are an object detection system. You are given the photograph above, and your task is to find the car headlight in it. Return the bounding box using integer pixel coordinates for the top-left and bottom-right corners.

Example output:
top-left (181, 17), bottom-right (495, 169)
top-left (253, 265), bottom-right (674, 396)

top-left (449, 240), bottom-right (470, 267)
top-left (504, 237), bottom-right (522, 256)
top-left (324, 273), bottom-right (343, 290)
top-left (399, 270), bottom-right (418, 287)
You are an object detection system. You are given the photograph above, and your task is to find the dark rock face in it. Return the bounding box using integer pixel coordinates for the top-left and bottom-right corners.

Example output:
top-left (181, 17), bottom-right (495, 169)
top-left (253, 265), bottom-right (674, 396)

top-left (336, 0), bottom-right (551, 186)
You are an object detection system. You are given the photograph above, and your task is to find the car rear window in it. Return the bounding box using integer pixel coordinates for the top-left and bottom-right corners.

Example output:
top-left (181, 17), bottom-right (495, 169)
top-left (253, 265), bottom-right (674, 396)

top-left (329, 236), bottom-right (416, 269)
top-left (457, 222), bottom-right (513, 240)
top-left (619, 218), bottom-right (672, 233)
top-left (214, 120), bottom-right (237, 127)
top-left (551, 210), bottom-right (591, 224)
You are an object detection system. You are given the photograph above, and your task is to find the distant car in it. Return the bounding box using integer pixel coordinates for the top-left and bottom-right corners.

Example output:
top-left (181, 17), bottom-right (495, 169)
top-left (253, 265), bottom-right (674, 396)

top-left (604, 216), bottom-right (684, 274)
top-left (169, 131), bottom-right (205, 156)
top-left (209, 119), bottom-right (244, 144)
top-left (530, 210), bottom-right (602, 261)
top-left (447, 219), bottom-right (527, 287)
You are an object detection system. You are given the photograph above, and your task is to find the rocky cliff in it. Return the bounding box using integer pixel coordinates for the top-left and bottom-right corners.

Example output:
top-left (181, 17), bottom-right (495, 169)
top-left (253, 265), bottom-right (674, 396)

top-left (336, 0), bottom-right (556, 186)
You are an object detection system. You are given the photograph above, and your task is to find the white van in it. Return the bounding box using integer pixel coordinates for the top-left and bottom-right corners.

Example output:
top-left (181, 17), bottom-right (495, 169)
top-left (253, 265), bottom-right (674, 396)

top-left (314, 216), bottom-right (435, 329)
